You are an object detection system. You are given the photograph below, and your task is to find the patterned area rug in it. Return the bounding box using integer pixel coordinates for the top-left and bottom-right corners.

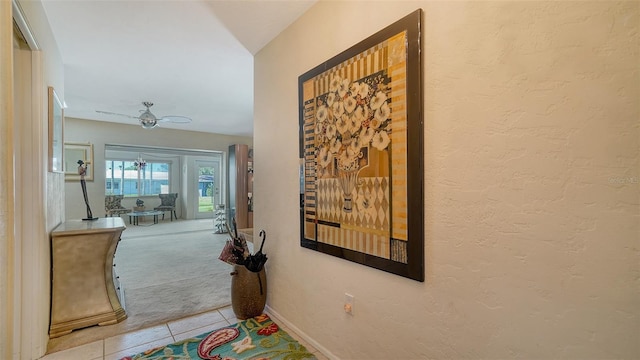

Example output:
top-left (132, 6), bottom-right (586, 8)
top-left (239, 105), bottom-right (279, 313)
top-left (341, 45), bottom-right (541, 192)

top-left (121, 314), bottom-right (317, 360)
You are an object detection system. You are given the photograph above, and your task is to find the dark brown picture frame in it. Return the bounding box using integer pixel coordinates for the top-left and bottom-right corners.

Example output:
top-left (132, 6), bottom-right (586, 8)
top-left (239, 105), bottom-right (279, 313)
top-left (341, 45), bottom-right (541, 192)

top-left (298, 9), bottom-right (424, 281)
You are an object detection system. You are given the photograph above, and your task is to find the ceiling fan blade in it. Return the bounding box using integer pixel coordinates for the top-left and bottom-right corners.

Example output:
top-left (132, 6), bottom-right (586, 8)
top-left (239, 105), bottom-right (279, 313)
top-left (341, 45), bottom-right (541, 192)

top-left (159, 115), bottom-right (192, 124)
top-left (96, 110), bottom-right (139, 119)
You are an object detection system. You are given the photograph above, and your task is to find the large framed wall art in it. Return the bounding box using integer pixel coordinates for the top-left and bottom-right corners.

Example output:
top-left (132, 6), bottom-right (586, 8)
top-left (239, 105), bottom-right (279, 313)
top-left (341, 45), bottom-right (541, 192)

top-left (48, 86), bottom-right (64, 173)
top-left (298, 10), bottom-right (424, 281)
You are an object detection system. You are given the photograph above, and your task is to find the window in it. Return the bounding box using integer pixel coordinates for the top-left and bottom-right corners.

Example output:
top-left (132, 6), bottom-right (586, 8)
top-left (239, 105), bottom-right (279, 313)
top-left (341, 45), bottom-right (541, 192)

top-left (105, 160), bottom-right (171, 196)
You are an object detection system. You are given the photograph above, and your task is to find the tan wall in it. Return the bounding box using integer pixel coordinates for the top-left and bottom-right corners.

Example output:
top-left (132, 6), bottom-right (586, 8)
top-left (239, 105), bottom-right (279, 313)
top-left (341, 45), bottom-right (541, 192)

top-left (254, 1), bottom-right (639, 358)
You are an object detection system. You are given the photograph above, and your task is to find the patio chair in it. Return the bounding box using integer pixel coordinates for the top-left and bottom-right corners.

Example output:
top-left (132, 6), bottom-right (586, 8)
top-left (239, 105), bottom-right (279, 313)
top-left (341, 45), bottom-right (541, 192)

top-left (105, 195), bottom-right (130, 217)
top-left (154, 193), bottom-right (178, 221)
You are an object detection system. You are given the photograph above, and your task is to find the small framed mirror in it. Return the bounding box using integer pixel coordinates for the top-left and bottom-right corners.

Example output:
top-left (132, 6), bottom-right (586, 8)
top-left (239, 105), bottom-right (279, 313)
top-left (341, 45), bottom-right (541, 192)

top-left (64, 142), bottom-right (94, 181)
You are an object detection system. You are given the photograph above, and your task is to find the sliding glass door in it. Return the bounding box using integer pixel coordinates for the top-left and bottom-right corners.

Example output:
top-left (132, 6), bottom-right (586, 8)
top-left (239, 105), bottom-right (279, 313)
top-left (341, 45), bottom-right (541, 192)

top-left (196, 159), bottom-right (222, 219)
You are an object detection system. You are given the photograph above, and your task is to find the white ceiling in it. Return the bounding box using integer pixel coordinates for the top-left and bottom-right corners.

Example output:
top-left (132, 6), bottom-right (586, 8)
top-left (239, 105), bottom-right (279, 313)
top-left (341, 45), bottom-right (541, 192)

top-left (40, 0), bottom-right (317, 136)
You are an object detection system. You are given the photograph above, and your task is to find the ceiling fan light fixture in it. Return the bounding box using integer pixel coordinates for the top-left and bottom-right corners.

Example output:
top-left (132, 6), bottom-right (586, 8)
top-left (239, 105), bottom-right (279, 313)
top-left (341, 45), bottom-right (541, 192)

top-left (139, 109), bottom-right (158, 129)
top-left (140, 119), bottom-right (158, 129)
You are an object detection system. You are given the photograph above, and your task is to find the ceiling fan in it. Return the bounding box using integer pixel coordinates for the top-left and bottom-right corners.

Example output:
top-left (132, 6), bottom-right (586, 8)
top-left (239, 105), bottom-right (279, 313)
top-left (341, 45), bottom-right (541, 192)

top-left (96, 101), bottom-right (192, 129)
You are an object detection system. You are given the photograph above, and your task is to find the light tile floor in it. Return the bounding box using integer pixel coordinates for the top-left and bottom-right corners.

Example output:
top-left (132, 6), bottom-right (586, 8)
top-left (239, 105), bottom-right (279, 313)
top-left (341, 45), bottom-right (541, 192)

top-left (40, 305), bottom-right (327, 360)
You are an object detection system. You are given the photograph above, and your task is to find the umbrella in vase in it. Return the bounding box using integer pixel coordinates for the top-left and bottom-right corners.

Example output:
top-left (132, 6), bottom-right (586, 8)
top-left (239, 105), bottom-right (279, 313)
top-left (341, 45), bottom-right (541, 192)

top-left (244, 230), bottom-right (268, 272)
top-left (218, 220), bottom-right (249, 265)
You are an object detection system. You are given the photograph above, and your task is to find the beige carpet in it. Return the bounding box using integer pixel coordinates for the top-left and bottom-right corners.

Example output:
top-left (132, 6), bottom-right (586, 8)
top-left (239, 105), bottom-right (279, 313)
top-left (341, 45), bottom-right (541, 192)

top-left (47, 219), bottom-right (235, 353)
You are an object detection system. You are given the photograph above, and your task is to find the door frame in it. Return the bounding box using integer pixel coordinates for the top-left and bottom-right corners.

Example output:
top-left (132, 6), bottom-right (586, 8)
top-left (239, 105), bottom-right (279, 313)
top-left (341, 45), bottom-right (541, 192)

top-left (2, 1), bottom-right (49, 357)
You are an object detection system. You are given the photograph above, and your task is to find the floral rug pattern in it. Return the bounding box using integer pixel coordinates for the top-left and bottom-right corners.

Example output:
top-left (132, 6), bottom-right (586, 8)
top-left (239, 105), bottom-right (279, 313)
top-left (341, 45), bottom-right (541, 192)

top-left (121, 314), bottom-right (316, 360)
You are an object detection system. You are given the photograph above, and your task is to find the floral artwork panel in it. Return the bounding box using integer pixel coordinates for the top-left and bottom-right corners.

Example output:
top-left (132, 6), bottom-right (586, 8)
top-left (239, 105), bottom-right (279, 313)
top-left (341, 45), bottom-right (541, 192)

top-left (299, 10), bottom-right (424, 281)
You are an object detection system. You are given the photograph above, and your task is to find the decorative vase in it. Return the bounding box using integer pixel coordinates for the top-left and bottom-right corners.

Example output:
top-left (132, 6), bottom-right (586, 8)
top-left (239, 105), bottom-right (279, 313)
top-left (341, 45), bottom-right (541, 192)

top-left (230, 265), bottom-right (267, 320)
top-left (336, 146), bottom-right (369, 213)
top-left (338, 168), bottom-right (359, 213)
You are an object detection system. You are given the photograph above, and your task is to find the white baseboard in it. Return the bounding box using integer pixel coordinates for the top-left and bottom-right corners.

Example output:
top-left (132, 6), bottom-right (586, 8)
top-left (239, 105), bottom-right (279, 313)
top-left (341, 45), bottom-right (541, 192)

top-left (265, 305), bottom-right (337, 360)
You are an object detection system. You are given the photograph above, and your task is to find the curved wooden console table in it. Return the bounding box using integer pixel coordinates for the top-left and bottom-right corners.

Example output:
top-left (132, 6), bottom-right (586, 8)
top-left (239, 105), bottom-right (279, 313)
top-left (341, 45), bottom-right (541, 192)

top-left (49, 217), bottom-right (127, 338)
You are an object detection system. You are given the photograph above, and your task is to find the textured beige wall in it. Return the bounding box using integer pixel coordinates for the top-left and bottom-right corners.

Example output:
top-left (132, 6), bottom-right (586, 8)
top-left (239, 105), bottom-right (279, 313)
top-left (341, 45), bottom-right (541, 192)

top-left (254, 1), bottom-right (639, 358)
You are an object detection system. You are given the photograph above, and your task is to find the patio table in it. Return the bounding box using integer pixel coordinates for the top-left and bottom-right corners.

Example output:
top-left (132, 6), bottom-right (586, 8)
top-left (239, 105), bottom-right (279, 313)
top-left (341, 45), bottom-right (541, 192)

top-left (126, 210), bottom-right (163, 226)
